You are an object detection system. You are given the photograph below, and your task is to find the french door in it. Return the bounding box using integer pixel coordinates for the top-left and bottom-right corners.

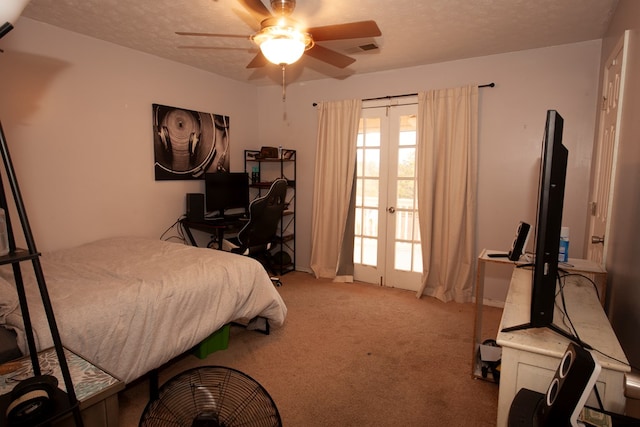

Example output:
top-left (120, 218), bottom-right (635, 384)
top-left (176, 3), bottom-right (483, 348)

top-left (353, 102), bottom-right (423, 291)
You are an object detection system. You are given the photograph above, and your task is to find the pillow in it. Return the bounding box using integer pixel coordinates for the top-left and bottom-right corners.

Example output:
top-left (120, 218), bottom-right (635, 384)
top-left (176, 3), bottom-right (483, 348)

top-left (0, 276), bottom-right (19, 324)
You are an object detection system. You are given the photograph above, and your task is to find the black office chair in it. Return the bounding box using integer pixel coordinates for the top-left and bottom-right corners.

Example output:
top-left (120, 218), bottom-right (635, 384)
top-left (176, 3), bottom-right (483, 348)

top-left (223, 178), bottom-right (288, 285)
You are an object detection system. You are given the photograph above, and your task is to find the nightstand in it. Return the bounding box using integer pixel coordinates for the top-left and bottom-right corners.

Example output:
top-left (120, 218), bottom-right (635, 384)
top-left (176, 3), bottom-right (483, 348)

top-left (0, 347), bottom-right (124, 427)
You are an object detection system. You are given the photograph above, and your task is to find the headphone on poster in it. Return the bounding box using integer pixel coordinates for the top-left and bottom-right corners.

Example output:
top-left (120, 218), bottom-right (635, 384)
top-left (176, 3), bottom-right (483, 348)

top-left (153, 104), bottom-right (217, 178)
top-left (213, 114), bottom-right (229, 171)
top-left (6, 375), bottom-right (58, 426)
top-left (157, 111), bottom-right (201, 157)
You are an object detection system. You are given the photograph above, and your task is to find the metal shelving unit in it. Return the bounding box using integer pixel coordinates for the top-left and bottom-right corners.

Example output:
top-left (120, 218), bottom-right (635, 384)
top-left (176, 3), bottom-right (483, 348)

top-left (0, 123), bottom-right (83, 427)
top-left (245, 149), bottom-right (296, 275)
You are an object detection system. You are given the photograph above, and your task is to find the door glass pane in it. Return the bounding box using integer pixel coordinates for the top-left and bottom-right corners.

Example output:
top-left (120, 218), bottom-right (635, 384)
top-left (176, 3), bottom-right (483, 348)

top-left (362, 118), bottom-right (381, 147)
top-left (395, 241), bottom-right (412, 271)
top-left (364, 148), bottom-right (380, 177)
top-left (395, 234), bottom-right (422, 272)
top-left (396, 179), bottom-right (414, 209)
top-left (397, 147), bottom-right (415, 178)
top-left (399, 115), bottom-right (417, 145)
top-left (355, 207), bottom-right (362, 235)
top-left (395, 211), bottom-right (416, 241)
top-left (363, 179), bottom-right (379, 208)
top-left (362, 237), bottom-right (377, 266)
top-left (354, 236), bottom-right (362, 264)
top-left (356, 149), bottom-right (363, 180)
top-left (355, 206), bottom-right (379, 248)
top-left (362, 208), bottom-right (378, 238)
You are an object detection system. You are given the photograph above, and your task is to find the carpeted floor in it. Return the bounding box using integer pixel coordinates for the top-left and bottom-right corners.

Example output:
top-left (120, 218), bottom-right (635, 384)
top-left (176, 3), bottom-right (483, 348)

top-left (119, 271), bottom-right (503, 426)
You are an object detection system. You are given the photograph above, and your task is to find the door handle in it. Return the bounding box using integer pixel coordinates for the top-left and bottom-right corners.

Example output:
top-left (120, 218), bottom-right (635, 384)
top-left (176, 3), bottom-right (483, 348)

top-left (387, 207), bottom-right (396, 214)
top-left (591, 235), bottom-right (605, 244)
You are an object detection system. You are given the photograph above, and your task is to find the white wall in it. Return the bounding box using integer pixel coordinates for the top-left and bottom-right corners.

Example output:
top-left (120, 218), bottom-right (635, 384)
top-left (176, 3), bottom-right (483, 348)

top-left (0, 18), bottom-right (258, 251)
top-left (0, 18), bottom-right (602, 304)
top-left (256, 41), bottom-right (602, 303)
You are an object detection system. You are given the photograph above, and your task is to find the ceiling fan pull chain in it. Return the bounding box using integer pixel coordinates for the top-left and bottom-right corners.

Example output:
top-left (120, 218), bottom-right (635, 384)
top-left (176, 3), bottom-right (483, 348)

top-left (282, 65), bottom-right (287, 101)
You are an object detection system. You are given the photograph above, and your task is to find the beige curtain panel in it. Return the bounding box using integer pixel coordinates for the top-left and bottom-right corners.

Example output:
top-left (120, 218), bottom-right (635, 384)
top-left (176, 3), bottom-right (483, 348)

top-left (416, 85), bottom-right (479, 303)
top-left (310, 99), bottom-right (362, 279)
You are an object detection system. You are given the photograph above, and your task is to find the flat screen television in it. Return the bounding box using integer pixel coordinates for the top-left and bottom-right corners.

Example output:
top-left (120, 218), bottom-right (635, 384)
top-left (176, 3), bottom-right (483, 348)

top-left (205, 172), bottom-right (249, 217)
top-left (502, 110), bottom-right (574, 340)
top-left (531, 110), bottom-right (568, 327)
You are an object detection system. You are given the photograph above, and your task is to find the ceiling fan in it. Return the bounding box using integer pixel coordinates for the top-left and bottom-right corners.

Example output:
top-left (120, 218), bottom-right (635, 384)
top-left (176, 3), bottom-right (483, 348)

top-left (176, 0), bottom-right (382, 70)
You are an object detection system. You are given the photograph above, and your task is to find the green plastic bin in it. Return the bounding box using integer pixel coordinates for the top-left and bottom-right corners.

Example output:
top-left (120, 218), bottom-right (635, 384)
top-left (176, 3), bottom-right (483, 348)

top-left (193, 324), bottom-right (230, 359)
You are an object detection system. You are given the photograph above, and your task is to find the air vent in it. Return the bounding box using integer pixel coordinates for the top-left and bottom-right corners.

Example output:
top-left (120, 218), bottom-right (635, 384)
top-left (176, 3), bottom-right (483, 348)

top-left (343, 42), bottom-right (379, 55)
top-left (358, 43), bottom-right (378, 51)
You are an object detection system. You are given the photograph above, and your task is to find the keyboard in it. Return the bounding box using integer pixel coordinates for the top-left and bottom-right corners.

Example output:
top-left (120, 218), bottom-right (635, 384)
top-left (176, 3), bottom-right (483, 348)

top-left (223, 213), bottom-right (248, 221)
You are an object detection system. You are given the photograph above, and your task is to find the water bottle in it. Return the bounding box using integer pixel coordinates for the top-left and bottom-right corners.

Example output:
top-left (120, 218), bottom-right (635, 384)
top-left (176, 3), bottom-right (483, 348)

top-left (558, 226), bottom-right (569, 263)
top-left (0, 208), bottom-right (9, 256)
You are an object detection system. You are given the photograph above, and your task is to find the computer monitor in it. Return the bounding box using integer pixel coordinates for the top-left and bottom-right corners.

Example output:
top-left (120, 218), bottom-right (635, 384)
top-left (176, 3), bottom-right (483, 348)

top-left (205, 172), bottom-right (249, 217)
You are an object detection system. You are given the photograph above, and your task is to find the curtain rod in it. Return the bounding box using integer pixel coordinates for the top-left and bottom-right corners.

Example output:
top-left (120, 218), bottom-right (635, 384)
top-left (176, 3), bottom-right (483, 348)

top-left (312, 82), bottom-right (495, 107)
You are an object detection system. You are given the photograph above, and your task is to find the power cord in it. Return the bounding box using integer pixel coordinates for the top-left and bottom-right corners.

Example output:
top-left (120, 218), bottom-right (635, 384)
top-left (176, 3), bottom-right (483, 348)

top-left (160, 215), bottom-right (188, 244)
top-left (558, 270), bottom-right (601, 302)
top-left (553, 271), bottom-right (640, 412)
top-left (552, 273), bottom-right (605, 410)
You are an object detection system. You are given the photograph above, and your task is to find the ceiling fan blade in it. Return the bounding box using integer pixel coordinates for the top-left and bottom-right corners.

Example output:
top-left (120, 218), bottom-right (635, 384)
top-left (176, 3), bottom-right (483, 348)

top-left (178, 46), bottom-right (255, 51)
top-left (246, 52), bottom-right (268, 68)
top-left (237, 0), bottom-right (272, 22)
top-left (305, 44), bottom-right (356, 69)
top-left (176, 31), bottom-right (250, 39)
top-left (308, 20), bottom-right (382, 42)
top-left (234, 7), bottom-right (262, 32)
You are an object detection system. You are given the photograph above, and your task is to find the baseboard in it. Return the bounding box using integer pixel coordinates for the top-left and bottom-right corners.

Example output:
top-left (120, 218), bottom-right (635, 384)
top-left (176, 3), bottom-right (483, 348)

top-left (471, 296), bottom-right (505, 309)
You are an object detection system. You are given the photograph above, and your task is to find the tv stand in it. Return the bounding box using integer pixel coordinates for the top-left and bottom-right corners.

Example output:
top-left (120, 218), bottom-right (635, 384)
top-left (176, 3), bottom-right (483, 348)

top-left (471, 249), bottom-right (606, 381)
top-left (495, 267), bottom-right (629, 427)
top-left (501, 322), bottom-right (592, 350)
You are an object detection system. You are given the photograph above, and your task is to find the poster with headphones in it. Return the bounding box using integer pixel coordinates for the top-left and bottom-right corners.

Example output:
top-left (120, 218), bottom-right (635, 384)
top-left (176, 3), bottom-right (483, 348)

top-left (152, 104), bottom-right (230, 180)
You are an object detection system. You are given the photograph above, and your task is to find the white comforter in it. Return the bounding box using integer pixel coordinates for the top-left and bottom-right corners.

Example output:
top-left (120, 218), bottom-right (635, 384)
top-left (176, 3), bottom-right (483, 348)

top-left (0, 237), bottom-right (287, 383)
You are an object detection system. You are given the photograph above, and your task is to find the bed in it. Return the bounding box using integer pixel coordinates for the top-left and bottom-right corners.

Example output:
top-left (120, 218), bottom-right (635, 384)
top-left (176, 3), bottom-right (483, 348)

top-left (0, 237), bottom-right (287, 384)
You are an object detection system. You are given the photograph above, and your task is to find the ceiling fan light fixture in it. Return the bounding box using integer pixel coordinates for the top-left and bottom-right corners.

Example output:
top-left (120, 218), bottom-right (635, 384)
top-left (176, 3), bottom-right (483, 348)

top-left (252, 26), bottom-right (313, 65)
top-left (0, 0), bottom-right (31, 39)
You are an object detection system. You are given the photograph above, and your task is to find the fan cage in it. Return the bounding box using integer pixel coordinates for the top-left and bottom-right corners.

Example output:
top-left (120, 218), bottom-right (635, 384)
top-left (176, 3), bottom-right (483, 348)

top-left (139, 366), bottom-right (282, 427)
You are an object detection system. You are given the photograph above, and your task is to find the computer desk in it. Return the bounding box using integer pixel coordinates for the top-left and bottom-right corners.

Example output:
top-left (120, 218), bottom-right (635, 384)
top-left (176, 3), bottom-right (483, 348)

top-left (180, 217), bottom-right (247, 249)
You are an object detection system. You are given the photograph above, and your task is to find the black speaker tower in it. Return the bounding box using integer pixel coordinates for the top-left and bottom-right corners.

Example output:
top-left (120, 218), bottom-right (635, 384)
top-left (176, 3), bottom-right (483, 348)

top-left (508, 342), bottom-right (601, 427)
top-left (186, 193), bottom-right (204, 221)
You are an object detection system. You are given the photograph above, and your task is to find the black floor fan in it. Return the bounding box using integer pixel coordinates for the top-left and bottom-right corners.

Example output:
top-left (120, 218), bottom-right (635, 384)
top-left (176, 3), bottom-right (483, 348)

top-left (139, 366), bottom-right (282, 427)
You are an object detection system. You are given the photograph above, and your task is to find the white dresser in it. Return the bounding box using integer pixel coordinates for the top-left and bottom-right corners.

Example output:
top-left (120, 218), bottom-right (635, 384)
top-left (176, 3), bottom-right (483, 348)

top-left (496, 267), bottom-right (629, 427)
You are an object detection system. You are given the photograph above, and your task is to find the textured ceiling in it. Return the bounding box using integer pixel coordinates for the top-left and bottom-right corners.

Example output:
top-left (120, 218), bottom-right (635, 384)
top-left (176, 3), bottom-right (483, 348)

top-left (19, 0), bottom-right (619, 86)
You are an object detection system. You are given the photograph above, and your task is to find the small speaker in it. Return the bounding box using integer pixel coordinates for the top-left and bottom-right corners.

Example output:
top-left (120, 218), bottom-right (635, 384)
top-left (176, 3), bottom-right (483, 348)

top-left (508, 388), bottom-right (545, 426)
top-left (186, 193), bottom-right (204, 221)
top-left (537, 342), bottom-right (601, 426)
top-left (508, 221), bottom-right (531, 261)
